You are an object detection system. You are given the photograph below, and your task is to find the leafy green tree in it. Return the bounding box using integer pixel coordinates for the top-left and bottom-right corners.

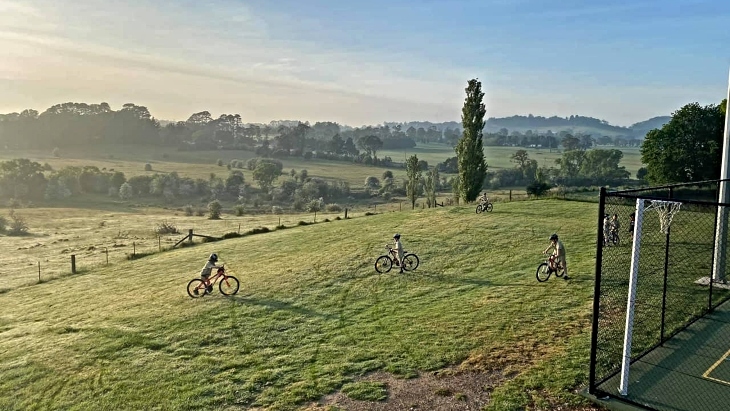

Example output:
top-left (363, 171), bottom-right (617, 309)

top-left (455, 79), bottom-right (488, 202)
top-left (424, 167), bottom-right (440, 207)
top-left (0, 158), bottom-right (48, 200)
top-left (555, 150), bottom-right (585, 179)
top-left (579, 149), bottom-right (630, 181)
top-left (561, 134), bottom-right (581, 151)
top-left (405, 154), bottom-right (423, 209)
top-left (356, 135), bottom-right (383, 158)
top-left (252, 161), bottom-right (280, 191)
top-left (641, 102), bottom-right (725, 184)
top-left (636, 167), bottom-right (648, 181)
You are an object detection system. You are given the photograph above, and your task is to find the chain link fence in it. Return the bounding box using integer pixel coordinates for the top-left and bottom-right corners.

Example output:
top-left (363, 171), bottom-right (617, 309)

top-left (589, 180), bottom-right (730, 410)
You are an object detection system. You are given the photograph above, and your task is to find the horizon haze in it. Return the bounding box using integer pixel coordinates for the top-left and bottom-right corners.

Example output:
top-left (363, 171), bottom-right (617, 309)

top-left (1, 0), bottom-right (728, 127)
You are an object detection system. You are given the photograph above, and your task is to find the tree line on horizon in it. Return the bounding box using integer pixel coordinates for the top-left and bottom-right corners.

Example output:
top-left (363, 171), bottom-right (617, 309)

top-left (0, 101), bottom-right (660, 154)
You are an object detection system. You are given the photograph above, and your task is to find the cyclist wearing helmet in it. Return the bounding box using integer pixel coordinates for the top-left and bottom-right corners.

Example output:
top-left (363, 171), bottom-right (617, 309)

top-left (199, 253), bottom-right (220, 293)
top-left (393, 233), bottom-right (405, 273)
top-left (543, 234), bottom-right (569, 280)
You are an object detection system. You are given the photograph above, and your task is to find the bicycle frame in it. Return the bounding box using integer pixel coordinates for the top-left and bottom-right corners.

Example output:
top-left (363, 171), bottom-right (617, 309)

top-left (197, 266), bottom-right (233, 290)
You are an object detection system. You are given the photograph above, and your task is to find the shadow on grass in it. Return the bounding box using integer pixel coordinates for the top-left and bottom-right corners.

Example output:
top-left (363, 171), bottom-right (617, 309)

top-left (223, 295), bottom-right (337, 320)
top-left (403, 270), bottom-right (547, 288)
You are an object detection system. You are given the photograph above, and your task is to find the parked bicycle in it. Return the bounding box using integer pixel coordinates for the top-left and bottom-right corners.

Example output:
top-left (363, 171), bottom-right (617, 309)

top-left (374, 245), bottom-right (420, 273)
top-left (536, 254), bottom-right (565, 282)
top-left (476, 201), bottom-right (493, 214)
top-left (187, 265), bottom-right (240, 298)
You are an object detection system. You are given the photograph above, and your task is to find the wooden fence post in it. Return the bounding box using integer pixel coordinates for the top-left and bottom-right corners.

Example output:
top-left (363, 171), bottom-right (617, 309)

top-left (509, 190), bottom-right (512, 201)
top-left (105, 248), bottom-right (109, 265)
top-left (71, 255), bottom-right (76, 274)
top-left (188, 229), bottom-right (194, 244)
top-left (158, 236), bottom-right (161, 252)
top-left (344, 208), bottom-right (348, 219)
top-left (132, 242), bottom-right (136, 259)
top-left (38, 261), bottom-right (41, 282)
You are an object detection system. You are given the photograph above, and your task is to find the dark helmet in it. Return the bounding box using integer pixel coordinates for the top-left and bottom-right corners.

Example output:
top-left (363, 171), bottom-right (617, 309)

top-left (549, 233), bottom-right (558, 241)
top-left (393, 233), bottom-right (401, 239)
top-left (209, 253), bottom-right (218, 262)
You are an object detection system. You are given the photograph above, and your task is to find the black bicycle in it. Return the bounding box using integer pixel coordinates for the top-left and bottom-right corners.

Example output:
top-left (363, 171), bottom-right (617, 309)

top-left (374, 245), bottom-right (420, 273)
top-left (476, 201), bottom-right (493, 214)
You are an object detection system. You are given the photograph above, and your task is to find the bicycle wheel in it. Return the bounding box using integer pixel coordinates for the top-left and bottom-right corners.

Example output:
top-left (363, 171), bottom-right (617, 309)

top-left (375, 256), bottom-right (393, 273)
top-left (485, 203), bottom-right (493, 212)
top-left (219, 276), bottom-right (240, 295)
top-left (402, 254), bottom-right (419, 271)
top-left (187, 279), bottom-right (206, 298)
top-left (475, 204), bottom-right (483, 214)
top-left (555, 266), bottom-right (565, 278)
top-left (536, 263), bottom-right (552, 282)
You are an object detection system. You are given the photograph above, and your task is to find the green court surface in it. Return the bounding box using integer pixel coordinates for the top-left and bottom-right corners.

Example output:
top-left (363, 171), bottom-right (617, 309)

top-left (593, 300), bottom-right (730, 410)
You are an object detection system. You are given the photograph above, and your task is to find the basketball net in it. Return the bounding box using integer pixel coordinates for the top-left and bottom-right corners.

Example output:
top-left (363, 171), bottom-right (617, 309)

top-left (644, 200), bottom-right (682, 234)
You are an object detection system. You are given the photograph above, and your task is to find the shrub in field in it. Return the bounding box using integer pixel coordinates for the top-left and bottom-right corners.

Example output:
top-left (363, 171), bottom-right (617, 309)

top-left (365, 176), bottom-right (380, 189)
top-left (183, 205), bottom-right (194, 216)
top-left (325, 203), bottom-right (342, 212)
top-left (233, 204), bottom-right (245, 216)
top-left (195, 207), bottom-right (205, 216)
top-left (119, 182), bottom-right (133, 200)
top-left (7, 210), bottom-right (28, 235)
top-left (52, 147), bottom-right (60, 157)
top-left (272, 205), bottom-right (284, 214)
top-left (144, 163), bottom-right (152, 171)
top-left (155, 221), bottom-right (179, 235)
top-left (0, 215), bottom-right (7, 233)
top-left (217, 159), bottom-right (224, 166)
top-left (208, 200), bottom-right (222, 219)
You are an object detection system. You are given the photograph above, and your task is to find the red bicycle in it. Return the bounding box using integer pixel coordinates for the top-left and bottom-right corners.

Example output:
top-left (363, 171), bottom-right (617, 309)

top-left (187, 265), bottom-right (240, 298)
top-left (536, 254), bottom-right (565, 282)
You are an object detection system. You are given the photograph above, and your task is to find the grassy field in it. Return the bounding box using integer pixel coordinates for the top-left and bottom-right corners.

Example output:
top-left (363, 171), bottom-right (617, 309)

top-left (380, 144), bottom-right (643, 178)
top-left (0, 145), bottom-right (407, 188)
top-left (0, 199), bottom-right (603, 410)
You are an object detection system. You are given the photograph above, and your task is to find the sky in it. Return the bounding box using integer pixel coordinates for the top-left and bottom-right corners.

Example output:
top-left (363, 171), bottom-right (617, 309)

top-left (0, 0), bottom-right (728, 127)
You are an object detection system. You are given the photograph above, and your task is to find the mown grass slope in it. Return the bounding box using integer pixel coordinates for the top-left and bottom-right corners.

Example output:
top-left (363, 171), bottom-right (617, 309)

top-left (0, 199), bottom-right (601, 410)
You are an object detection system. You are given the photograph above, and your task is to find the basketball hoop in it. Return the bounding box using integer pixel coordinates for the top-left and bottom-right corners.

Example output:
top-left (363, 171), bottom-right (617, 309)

top-left (644, 200), bottom-right (682, 234)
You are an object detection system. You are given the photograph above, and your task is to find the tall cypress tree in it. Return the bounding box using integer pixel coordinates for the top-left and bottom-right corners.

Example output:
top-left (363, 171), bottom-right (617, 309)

top-left (456, 79), bottom-right (488, 202)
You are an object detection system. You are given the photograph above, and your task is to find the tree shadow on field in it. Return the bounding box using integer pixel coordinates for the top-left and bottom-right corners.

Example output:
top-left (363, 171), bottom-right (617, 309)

top-left (223, 295), bottom-right (336, 320)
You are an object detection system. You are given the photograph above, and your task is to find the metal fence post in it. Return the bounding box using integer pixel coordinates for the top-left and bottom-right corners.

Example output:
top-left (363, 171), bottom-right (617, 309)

top-left (589, 187), bottom-right (607, 394)
top-left (660, 187), bottom-right (673, 343)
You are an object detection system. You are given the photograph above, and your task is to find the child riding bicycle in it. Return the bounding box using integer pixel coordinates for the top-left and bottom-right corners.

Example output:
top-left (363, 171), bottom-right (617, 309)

top-left (478, 192), bottom-right (490, 205)
top-left (391, 233), bottom-right (405, 273)
top-left (199, 253), bottom-right (221, 293)
top-left (543, 233), bottom-right (569, 280)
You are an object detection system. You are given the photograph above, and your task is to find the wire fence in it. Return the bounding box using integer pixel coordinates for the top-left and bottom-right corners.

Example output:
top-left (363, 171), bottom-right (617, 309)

top-left (589, 180), bottom-right (730, 410)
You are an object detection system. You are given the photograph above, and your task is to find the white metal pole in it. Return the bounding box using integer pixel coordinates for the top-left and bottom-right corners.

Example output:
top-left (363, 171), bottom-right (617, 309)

top-left (620, 198), bottom-right (645, 396)
top-left (713, 67), bottom-right (730, 283)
